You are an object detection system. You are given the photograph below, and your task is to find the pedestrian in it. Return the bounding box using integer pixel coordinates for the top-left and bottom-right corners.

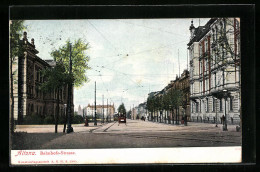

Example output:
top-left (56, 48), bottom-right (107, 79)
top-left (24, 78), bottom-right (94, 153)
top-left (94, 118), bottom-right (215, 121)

top-left (84, 117), bottom-right (89, 126)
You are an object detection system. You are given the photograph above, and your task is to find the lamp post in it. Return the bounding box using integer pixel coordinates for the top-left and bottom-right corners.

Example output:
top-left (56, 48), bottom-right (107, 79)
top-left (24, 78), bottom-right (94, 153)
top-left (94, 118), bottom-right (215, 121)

top-left (94, 81), bottom-right (97, 126)
top-left (223, 89), bottom-right (228, 131)
top-left (66, 43), bottom-right (73, 133)
top-left (63, 104), bottom-right (67, 133)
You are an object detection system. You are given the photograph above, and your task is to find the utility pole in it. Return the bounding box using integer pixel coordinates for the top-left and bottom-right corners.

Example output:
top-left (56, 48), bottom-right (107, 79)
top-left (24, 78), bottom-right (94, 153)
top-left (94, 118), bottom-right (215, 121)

top-left (133, 104), bottom-right (134, 120)
top-left (107, 99), bottom-right (108, 122)
top-left (130, 106), bottom-right (131, 119)
top-left (110, 101), bottom-right (111, 122)
top-left (102, 94), bottom-right (104, 123)
top-left (66, 43), bottom-right (73, 133)
top-left (178, 49), bottom-right (180, 77)
top-left (94, 81), bottom-right (97, 126)
top-left (92, 103), bottom-right (93, 120)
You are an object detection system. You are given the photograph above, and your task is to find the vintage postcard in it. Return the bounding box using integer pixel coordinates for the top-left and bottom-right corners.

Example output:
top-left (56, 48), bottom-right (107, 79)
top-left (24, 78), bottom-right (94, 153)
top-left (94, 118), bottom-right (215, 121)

top-left (10, 14), bottom-right (242, 165)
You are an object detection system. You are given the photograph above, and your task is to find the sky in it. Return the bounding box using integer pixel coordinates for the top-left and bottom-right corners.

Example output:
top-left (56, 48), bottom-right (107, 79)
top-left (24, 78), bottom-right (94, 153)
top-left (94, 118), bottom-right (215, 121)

top-left (24, 18), bottom-right (210, 112)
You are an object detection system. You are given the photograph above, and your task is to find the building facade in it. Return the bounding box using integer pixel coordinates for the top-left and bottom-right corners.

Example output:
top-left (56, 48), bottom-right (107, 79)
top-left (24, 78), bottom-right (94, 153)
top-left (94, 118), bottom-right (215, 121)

top-left (85, 104), bottom-right (115, 119)
top-left (146, 69), bottom-right (190, 123)
top-left (188, 18), bottom-right (240, 125)
top-left (135, 102), bottom-right (147, 119)
top-left (13, 32), bottom-right (72, 124)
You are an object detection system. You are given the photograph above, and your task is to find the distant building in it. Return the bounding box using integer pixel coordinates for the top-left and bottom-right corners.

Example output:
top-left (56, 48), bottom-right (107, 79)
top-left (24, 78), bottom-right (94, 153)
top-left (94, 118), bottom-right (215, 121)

top-left (84, 104), bottom-right (115, 118)
top-left (188, 18), bottom-right (240, 124)
top-left (136, 102), bottom-right (147, 119)
top-left (12, 32), bottom-right (73, 124)
top-left (77, 105), bottom-right (83, 116)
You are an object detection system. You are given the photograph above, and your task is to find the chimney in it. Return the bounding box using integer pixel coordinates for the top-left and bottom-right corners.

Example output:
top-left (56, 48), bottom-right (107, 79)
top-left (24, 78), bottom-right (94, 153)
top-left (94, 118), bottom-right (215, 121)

top-left (23, 32), bottom-right (28, 44)
top-left (189, 20), bottom-right (195, 39)
top-left (31, 38), bottom-right (35, 47)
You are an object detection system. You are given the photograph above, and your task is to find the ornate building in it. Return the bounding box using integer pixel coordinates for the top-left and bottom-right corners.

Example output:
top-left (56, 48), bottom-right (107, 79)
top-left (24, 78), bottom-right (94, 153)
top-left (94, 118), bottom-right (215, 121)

top-left (13, 32), bottom-right (72, 124)
top-left (188, 18), bottom-right (240, 125)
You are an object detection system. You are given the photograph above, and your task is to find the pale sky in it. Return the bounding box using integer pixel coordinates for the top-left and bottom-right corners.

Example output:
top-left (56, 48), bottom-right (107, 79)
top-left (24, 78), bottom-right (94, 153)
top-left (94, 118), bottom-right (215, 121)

top-left (24, 18), bottom-right (210, 111)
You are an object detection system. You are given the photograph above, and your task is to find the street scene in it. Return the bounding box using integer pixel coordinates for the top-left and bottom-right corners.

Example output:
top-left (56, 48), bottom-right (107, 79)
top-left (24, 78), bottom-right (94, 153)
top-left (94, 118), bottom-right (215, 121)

top-left (13, 119), bottom-right (241, 149)
top-left (10, 17), bottom-right (241, 163)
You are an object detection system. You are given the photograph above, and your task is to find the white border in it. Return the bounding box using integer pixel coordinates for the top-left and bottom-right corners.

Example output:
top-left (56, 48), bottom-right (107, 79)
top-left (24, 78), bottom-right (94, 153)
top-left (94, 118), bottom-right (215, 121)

top-left (11, 146), bottom-right (241, 165)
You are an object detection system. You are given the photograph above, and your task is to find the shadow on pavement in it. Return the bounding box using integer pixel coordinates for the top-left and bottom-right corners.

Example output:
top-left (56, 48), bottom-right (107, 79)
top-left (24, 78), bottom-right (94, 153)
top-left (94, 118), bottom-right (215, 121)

top-left (11, 132), bottom-right (64, 150)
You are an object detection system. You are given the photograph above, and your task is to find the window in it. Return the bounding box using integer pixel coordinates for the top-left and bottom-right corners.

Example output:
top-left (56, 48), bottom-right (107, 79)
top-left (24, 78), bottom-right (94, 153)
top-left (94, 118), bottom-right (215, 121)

top-left (215, 26), bottom-right (218, 41)
top-left (219, 99), bottom-right (222, 112)
top-left (200, 100), bottom-right (201, 112)
top-left (222, 69), bottom-right (225, 85)
top-left (230, 98), bottom-right (233, 111)
top-left (205, 42), bottom-right (208, 54)
top-left (196, 102), bottom-right (199, 113)
top-left (214, 73), bottom-right (216, 88)
top-left (200, 44), bottom-right (202, 56)
top-left (212, 98), bottom-right (215, 112)
top-left (206, 79), bottom-right (208, 91)
top-left (206, 98), bottom-right (209, 112)
top-left (200, 81), bottom-right (202, 93)
top-left (212, 29), bottom-right (215, 41)
top-left (205, 59), bottom-right (208, 72)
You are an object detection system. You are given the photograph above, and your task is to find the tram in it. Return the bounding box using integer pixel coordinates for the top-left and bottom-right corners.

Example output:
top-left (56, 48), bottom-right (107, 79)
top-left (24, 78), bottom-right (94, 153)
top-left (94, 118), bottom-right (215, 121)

top-left (118, 112), bottom-right (126, 125)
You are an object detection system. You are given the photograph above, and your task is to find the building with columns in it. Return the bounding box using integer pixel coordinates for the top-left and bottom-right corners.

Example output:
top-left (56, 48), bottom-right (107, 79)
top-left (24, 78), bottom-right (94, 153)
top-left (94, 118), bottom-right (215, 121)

top-left (188, 18), bottom-right (240, 125)
top-left (12, 32), bottom-right (72, 124)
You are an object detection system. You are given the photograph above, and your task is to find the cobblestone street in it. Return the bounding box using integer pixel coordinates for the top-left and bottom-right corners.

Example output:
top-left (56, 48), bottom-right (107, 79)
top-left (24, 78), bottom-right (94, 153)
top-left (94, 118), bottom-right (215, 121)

top-left (12, 119), bottom-right (241, 149)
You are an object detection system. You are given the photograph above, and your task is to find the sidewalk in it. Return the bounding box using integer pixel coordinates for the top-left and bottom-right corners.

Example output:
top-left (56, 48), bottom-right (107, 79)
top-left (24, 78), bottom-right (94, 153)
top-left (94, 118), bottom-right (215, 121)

top-left (131, 119), bottom-right (239, 133)
top-left (15, 122), bottom-right (113, 133)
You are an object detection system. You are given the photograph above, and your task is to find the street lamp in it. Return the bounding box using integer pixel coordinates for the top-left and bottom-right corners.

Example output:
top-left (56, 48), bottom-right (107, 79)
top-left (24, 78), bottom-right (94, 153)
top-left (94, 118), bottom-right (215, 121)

top-left (63, 104), bottom-right (67, 133)
top-left (94, 81), bottom-right (97, 126)
top-left (66, 43), bottom-right (73, 133)
top-left (223, 89), bottom-right (228, 131)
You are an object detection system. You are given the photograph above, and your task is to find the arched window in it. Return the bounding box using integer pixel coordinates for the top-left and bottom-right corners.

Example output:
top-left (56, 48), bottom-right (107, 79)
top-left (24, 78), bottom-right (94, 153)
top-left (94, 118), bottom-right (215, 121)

top-left (39, 107), bottom-right (42, 116)
top-left (31, 104), bottom-right (34, 115)
top-left (28, 104), bottom-right (30, 115)
top-left (230, 98), bottom-right (233, 111)
top-left (219, 99), bottom-right (223, 112)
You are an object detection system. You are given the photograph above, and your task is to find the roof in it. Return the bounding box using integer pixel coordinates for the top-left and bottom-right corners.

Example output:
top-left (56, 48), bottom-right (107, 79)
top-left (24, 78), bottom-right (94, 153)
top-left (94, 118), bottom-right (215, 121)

top-left (187, 18), bottom-right (217, 46)
top-left (45, 60), bottom-right (56, 67)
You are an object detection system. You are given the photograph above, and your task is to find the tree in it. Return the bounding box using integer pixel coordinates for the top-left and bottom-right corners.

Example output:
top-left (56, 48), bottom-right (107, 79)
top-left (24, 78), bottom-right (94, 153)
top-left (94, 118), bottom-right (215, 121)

top-left (40, 62), bottom-right (69, 133)
top-left (165, 89), bottom-right (183, 124)
top-left (117, 103), bottom-right (126, 114)
top-left (10, 20), bottom-right (26, 133)
top-left (49, 39), bottom-right (91, 133)
top-left (162, 93), bottom-right (170, 123)
top-left (154, 96), bottom-right (163, 122)
top-left (157, 96), bottom-right (164, 123)
top-left (146, 96), bottom-right (156, 121)
top-left (51, 39), bottom-right (91, 87)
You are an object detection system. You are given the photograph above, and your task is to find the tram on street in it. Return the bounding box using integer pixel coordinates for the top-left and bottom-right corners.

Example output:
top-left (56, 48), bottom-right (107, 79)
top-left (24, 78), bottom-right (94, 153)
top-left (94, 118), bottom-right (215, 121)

top-left (118, 112), bottom-right (126, 125)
